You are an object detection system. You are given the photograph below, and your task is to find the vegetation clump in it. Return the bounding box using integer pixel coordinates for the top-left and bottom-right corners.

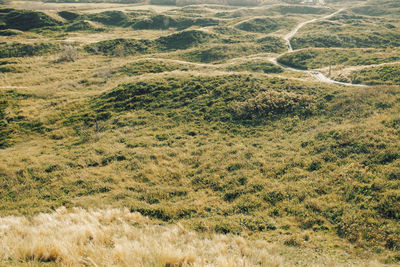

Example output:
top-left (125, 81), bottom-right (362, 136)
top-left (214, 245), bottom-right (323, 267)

top-left (232, 90), bottom-right (314, 120)
top-left (277, 48), bottom-right (400, 69)
top-left (226, 60), bottom-right (283, 73)
top-left (132, 14), bottom-right (219, 30)
top-left (256, 36), bottom-right (287, 53)
top-left (235, 17), bottom-right (295, 34)
top-left (87, 11), bottom-right (131, 26)
top-left (57, 10), bottom-right (81, 21)
top-left (121, 60), bottom-right (189, 75)
top-left (157, 30), bottom-right (217, 50)
top-left (92, 74), bottom-right (316, 123)
top-left (179, 43), bottom-right (269, 63)
top-left (85, 38), bottom-right (155, 56)
top-left (85, 30), bottom-right (217, 56)
top-left (0, 29), bottom-right (20, 35)
top-left (1, 9), bottom-right (61, 31)
top-left (66, 20), bottom-right (101, 32)
top-left (290, 12), bottom-right (400, 49)
top-left (351, 0), bottom-right (400, 17)
top-left (350, 64), bottom-right (400, 85)
top-left (269, 5), bottom-right (331, 15)
top-left (0, 42), bottom-right (59, 58)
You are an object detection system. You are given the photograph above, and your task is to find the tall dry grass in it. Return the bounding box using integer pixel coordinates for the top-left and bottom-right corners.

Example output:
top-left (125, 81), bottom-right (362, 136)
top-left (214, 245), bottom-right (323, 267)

top-left (0, 207), bottom-right (284, 266)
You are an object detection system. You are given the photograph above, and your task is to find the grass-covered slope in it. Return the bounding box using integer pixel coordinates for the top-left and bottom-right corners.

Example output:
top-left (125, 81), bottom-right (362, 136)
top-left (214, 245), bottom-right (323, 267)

top-left (0, 42), bottom-right (60, 58)
top-left (226, 60), bottom-right (283, 73)
top-left (87, 11), bottom-right (132, 26)
top-left (92, 74), bottom-right (315, 122)
top-left (350, 64), bottom-right (400, 85)
top-left (235, 17), bottom-right (295, 34)
top-left (84, 38), bottom-right (156, 56)
top-left (268, 5), bottom-right (331, 15)
top-left (176, 41), bottom-right (283, 63)
top-left (132, 14), bottom-right (219, 30)
top-left (277, 48), bottom-right (400, 69)
top-left (121, 59), bottom-right (191, 75)
top-left (1, 1), bottom-right (400, 265)
top-left (0, 9), bottom-right (61, 31)
top-left (351, 0), bottom-right (400, 17)
top-left (2, 72), bottom-right (400, 259)
top-left (84, 30), bottom-right (217, 56)
top-left (291, 12), bottom-right (400, 49)
top-left (157, 30), bottom-right (217, 50)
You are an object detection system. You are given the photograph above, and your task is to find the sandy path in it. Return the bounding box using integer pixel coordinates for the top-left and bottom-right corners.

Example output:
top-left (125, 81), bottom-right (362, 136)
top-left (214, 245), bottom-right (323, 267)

top-left (269, 8), bottom-right (370, 86)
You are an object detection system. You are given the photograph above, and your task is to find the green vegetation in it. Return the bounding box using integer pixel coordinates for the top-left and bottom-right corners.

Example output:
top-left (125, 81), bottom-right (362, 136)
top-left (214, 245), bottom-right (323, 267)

top-left (57, 11), bottom-right (81, 21)
top-left (0, 42), bottom-right (59, 58)
top-left (1, 1), bottom-right (400, 265)
top-left (85, 38), bottom-right (155, 56)
top-left (66, 20), bottom-right (103, 32)
top-left (0, 93), bottom-right (11, 148)
top-left (0, 29), bottom-right (20, 36)
top-left (226, 60), bottom-right (283, 73)
top-left (256, 36), bottom-right (288, 53)
top-left (0, 9), bottom-right (61, 31)
top-left (87, 11), bottom-right (132, 26)
top-left (149, 0), bottom-right (260, 6)
top-left (85, 30), bottom-right (217, 56)
top-left (235, 17), bottom-right (295, 34)
top-left (292, 30), bottom-right (400, 50)
top-left (132, 14), bottom-right (219, 30)
top-left (157, 30), bottom-right (217, 50)
top-left (44, 0), bottom-right (144, 3)
top-left (277, 48), bottom-right (400, 69)
top-left (91, 74), bottom-right (316, 123)
top-left (0, 64), bottom-right (27, 73)
top-left (351, 0), bottom-right (400, 17)
top-left (351, 64), bottom-right (400, 85)
top-left (0, 91), bottom-right (44, 148)
top-left (291, 12), bottom-right (400, 49)
top-left (121, 60), bottom-right (190, 75)
top-left (269, 5), bottom-right (331, 15)
top-left (178, 42), bottom-right (282, 63)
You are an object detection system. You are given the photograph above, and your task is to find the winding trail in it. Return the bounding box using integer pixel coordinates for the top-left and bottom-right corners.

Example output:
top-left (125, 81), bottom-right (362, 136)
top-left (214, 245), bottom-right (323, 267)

top-left (284, 9), bottom-right (344, 53)
top-left (270, 8), bottom-right (368, 87)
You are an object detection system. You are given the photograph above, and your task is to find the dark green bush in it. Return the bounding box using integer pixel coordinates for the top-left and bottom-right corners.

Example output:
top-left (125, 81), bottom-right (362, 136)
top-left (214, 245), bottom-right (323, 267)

top-left (377, 192), bottom-right (400, 219)
top-left (157, 30), bottom-right (217, 50)
top-left (121, 60), bottom-right (187, 75)
top-left (235, 17), bottom-right (294, 34)
top-left (88, 11), bottom-right (131, 26)
top-left (3, 9), bottom-right (61, 31)
top-left (227, 60), bottom-right (283, 73)
top-left (0, 42), bottom-right (59, 58)
top-left (232, 90), bottom-right (315, 120)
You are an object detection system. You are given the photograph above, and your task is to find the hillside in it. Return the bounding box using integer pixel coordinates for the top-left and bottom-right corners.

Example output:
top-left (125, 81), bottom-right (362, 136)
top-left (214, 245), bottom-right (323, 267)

top-left (0, 0), bottom-right (399, 266)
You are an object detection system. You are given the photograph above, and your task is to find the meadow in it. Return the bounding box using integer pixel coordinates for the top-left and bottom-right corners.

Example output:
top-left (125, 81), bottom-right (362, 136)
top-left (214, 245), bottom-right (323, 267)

top-left (0, 0), bottom-right (400, 265)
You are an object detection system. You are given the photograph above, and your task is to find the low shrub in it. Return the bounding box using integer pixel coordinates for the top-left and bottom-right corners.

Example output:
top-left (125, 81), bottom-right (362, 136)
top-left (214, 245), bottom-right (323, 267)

top-left (232, 90), bottom-right (314, 120)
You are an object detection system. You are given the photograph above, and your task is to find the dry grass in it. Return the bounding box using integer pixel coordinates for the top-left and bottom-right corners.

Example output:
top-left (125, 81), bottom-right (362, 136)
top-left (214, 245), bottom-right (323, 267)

top-left (0, 207), bottom-right (390, 267)
top-left (0, 207), bottom-right (285, 267)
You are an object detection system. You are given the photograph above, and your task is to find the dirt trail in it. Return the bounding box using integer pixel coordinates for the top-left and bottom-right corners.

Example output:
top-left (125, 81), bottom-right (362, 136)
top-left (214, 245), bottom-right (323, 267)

top-left (270, 8), bottom-right (369, 87)
top-left (320, 61), bottom-right (400, 73)
top-left (284, 9), bottom-right (343, 52)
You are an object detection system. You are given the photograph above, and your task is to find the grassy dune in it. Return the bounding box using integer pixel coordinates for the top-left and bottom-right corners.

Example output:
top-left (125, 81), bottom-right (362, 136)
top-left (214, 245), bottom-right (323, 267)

top-left (277, 48), bottom-right (400, 70)
top-left (0, 1), bottom-right (400, 265)
top-left (291, 11), bottom-right (400, 49)
top-left (349, 64), bottom-right (400, 85)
